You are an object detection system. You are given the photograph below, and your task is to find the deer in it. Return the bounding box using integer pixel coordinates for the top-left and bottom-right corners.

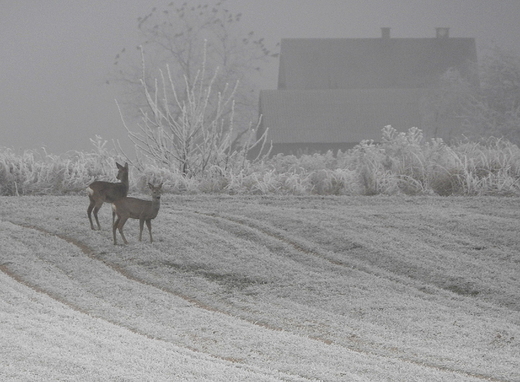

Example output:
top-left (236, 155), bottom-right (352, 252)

top-left (87, 162), bottom-right (129, 231)
top-left (112, 182), bottom-right (163, 245)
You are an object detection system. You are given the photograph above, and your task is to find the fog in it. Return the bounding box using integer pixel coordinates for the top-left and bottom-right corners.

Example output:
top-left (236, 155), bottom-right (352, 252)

top-left (2, 0), bottom-right (520, 153)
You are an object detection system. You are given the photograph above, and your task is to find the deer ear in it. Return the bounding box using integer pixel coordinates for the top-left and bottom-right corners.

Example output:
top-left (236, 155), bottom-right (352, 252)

top-left (124, 162), bottom-right (129, 169)
top-left (116, 162), bottom-right (122, 169)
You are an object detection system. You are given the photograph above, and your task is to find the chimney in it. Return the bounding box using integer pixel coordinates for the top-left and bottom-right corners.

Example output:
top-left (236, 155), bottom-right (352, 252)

top-left (436, 27), bottom-right (450, 38)
top-left (381, 27), bottom-right (391, 39)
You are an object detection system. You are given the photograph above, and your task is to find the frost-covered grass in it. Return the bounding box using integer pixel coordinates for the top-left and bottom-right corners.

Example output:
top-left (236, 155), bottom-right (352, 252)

top-left (1, 195), bottom-right (519, 381)
top-left (1, 127), bottom-right (520, 196)
top-left (0, 137), bottom-right (125, 196)
top-left (0, 260), bottom-right (289, 382)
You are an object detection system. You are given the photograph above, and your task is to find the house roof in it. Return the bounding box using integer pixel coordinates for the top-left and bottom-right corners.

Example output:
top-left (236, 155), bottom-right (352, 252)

top-left (278, 37), bottom-right (478, 90)
top-left (259, 88), bottom-right (426, 143)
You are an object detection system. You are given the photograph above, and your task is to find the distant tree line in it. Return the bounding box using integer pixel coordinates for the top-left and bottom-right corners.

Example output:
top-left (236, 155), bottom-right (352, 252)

top-left (429, 45), bottom-right (520, 145)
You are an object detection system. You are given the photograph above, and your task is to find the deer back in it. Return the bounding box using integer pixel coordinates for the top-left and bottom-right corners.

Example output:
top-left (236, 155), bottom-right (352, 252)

top-left (113, 182), bottom-right (162, 220)
top-left (87, 162), bottom-right (129, 202)
top-left (90, 181), bottom-right (129, 203)
top-left (113, 196), bottom-right (159, 220)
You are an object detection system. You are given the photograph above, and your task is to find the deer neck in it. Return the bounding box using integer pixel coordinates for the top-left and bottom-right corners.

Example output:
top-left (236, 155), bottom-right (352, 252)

top-left (151, 196), bottom-right (161, 213)
top-left (119, 173), bottom-right (129, 193)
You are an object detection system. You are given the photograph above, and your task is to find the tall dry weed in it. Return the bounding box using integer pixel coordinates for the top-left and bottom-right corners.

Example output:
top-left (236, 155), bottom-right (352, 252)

top-left (1, 127), bottom-right (519, 196)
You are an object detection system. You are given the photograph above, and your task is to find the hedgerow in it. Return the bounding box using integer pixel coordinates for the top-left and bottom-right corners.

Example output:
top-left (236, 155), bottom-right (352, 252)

top-left (1, 127), bottom-right (519, 196)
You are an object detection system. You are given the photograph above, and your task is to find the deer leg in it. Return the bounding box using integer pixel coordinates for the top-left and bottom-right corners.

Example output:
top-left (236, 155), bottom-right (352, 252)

top-left (93, 202), bottom-right (103, 230)
top-left (139, 219), bottom-right (145, 241)
top-left (87, 198), bottom-right (97, 230)
top-left (146, 220), bottom-right (153, 243)
top-left (113, 216), bottom-right (120, 245)
top-left (117, 217), bottom-right (129, 245)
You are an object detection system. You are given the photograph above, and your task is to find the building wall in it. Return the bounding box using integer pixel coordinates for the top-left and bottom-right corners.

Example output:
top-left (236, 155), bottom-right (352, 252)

top-left (260, 35), bottom-right (478, 155)
top-left (259, 88), bottom-right (425, 144)
top-left (278, 38), bottom-right (478, 90)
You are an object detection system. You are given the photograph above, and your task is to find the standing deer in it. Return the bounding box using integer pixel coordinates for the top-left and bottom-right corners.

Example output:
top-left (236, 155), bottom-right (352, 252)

top-left (87, 162), bottom-right (129, 230)
top-left (112, 183), bottom-right (163, 245)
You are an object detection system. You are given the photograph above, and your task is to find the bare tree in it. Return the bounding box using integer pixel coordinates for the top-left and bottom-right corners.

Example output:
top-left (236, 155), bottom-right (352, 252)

top-left (427, 45), bottom-right (520, 145)
top-left (111, 0), bottom-right (277, 133)
top-left (422, 68), bottom-right (476, 142)
top-left (117, 44), bottom-right (270, 177)
top-left (467, 45), bottom-right (520, 144)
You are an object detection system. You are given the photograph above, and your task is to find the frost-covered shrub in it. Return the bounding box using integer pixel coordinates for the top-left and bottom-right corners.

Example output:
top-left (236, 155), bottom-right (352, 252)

top-left (2, 127), bottom-right (519, 196)
top-left (0, 136), bottom-right (125, 196)
top-left (344, 126), bottom-right (520, 196)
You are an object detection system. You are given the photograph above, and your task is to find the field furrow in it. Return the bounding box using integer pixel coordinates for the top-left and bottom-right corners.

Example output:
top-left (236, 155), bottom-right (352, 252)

top-left (1, 195), bottom-right (519, 381)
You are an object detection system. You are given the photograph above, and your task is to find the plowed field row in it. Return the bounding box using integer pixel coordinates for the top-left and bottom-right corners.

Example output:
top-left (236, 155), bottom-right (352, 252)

top-left (1, 195), bottom-right (519, 381)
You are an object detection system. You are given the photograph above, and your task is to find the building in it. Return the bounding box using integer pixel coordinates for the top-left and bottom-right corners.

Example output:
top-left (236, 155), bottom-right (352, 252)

top-left (258, 28), bottom-right (478, 155)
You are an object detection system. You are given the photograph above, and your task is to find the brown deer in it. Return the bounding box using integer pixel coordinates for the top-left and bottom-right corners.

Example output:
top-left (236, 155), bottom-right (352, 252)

top-left (87, 162), bottom-right (129, 230)
top-left (112, 183), bottom-right (163, 245)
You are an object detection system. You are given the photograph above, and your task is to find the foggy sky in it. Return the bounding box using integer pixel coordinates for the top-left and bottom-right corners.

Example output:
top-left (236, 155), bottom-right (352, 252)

top-left (2, 0), bottom-right (520, 154)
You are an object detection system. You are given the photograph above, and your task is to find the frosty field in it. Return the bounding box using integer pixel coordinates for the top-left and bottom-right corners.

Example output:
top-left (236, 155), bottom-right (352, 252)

top-left (1, 195), bottom-right (519, 381)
